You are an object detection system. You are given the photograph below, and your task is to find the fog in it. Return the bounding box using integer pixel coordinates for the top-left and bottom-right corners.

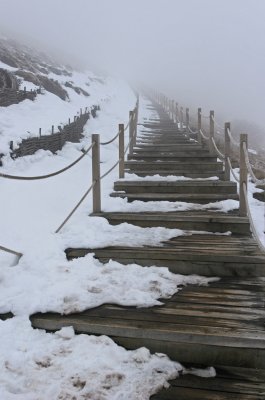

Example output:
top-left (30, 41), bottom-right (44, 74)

top-left (0, 0), bottom-right (264, 142)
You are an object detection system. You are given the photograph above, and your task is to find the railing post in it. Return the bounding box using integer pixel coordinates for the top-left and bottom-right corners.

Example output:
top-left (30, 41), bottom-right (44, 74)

top-left (180, 107), bottom-right (184, 131)
top-left (224, 122), bottom-right (231, 181)
top-left (135, 96), bottom-right (139, 138)
top-left (240, 133), bottom-right (248, 217)
top-left (119, 123), bottom-right (125, 179)
top-left (175, 103), bottom-right (179, 127)
top-left (171, 100), bottom-right (175, 121)
top-left (209, 110), bottom-right (215, 155)
top-left (92, 134), bottom-right (101, 213)
top-left (186, 108), bottom-right (189, 134)
top-left (129, 110), bottom-right (134, 156)
top-left (197, 108), bottom-right (202, 144)
top-left (133, 110), bottom-right (137, 147)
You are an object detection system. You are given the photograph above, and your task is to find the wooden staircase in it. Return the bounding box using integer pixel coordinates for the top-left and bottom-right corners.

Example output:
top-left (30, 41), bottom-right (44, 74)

top-left (31, 101), bottom-right (265, 399)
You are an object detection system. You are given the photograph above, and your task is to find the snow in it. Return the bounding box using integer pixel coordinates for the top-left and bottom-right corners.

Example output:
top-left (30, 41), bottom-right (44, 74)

top-left (0, 318), bottom-right (183, 400)
top-left (121, 173), bottom-right (219, 181)
top-left (0, 77), bottom-right (220, 397)
top-left (0, 76), bottom-right (263, 397)
top-left (104, 196), bottom-right (240, 213)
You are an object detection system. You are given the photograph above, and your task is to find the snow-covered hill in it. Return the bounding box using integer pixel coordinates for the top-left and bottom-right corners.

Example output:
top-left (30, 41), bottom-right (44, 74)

top-left (0, 36), bottom-right (135, 156)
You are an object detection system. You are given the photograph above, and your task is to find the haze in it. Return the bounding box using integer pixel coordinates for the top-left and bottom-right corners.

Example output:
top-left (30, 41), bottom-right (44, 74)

top-left (0, 0), bottom-right (264, 141)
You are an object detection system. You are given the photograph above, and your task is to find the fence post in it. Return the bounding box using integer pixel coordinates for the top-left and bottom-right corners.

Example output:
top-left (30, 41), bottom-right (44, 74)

top-left (171, 100), bottom-right (174, 121)
top-left (133, 110), bottom-right (137, 147)
top-left (119, 123), bottom-right (125, 179)
top-left (175, 103), bottom-right (179, 127)
top-left (52, 125), bottom-right (54, 134)
top-left (209, 110), bottom-right (215, 155)
top-left (197, 108), bottom-right (202, 144)
top-left (240, 134), bottom-right (248, 217)
top-left (180, 107), bottom-right (184, 131)
top-left (186, 108), bottom-right (189, 134)
top-left (39, 128), bottom-right (41, 137)
top-left (92, 134), bottom-right (101, 213)
top-left (224, 122), bottom-right (231, 181)
top-left (129, 110), bottom-right (134, 156)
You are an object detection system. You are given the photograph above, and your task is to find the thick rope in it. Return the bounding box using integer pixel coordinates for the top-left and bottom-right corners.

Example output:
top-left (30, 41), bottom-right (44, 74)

top-left (100, 130), bottom-right (120, 146)
top-left (211, 115), bottom-right (224, 130)
top-left (243, 183), bottom-right (265, 253)
top-left (211, 137), bottom-right (225, 160)
top-left (55, 181), bottom-right (96, 233)
top-left (227, 128), bottom-right (239, 146)
top-left (199, 129), bottom-right (210, 141)
top-left (100, 159), bottom-right (121, 180)
top-left (188, 126), bottom-right (198, 134)
top-left (243, 142), bottom-right (265, 185)
top-left (100, 114), bottom-right (132, 146)
top-left (227, 157), bottom-right (240, 183)
top-left (0, 143), bottom-right (94, 181)
top-left (0, 245), bottom-right (23, 258)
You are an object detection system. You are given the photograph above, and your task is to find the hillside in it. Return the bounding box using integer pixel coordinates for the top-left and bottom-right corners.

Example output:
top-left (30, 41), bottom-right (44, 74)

top-left (0, 36), bottom-right (134, 156)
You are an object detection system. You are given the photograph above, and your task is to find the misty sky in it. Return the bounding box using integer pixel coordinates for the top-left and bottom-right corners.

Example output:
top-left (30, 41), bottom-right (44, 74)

top-left (0, 0), bottom-right (264, 135)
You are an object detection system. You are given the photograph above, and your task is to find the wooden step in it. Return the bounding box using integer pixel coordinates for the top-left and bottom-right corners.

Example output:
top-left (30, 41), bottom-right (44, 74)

top-left (65, 235), bottom-right (265, 277)
top-left (151, 365), bottom-right (265, 399)
top-left (128, 154), bottom-right (217, 161)
top-left (125, 161), bottom-right (224, 172)
top-left (134, 144), bottom-right (203, 151)
top-left (110, 192), bottom-right (239, 203)
top-left (113, 181), bottom-right (237, 195)
top-left (91, 212), bottom-right (250, 235)
top-left (125, 170), bottom-right (226, 179)
top-left (30, 278), bottom-right (265, 369)
top-left (132, 150), bottom-right (210, 157)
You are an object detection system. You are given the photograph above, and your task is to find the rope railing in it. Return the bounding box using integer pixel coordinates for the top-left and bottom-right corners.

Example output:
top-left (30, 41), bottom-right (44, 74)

top-left (210, 114), bottom-right (224, 130)
top-left (199, 129), bottom-right (210, 141)
top-left (211, 137), bottom-right (225, 160)
top-left (243, 142), bottom-right (265, 185)
top-left (243, 183), bottom-right (265, 252)
top-left (100, 130), bottom-right (120, 146)
top-left (152, 90), bottom-right (265, 253)
top-left (100, 114), bottom-right (132, 146)
top-left (188, 126), bottom-right (198, 134)
top-left (0, 97), bottom-right (140, 258)
top-left (227, 157), bottom-right (240, 183)
top-left (227, 127), bottom-right (239, 146)
top-left (0, 244), bottom-right (23, 258)
top-left (0, 143), bottom-right (94, 181)
top-left (55, 181), bottom-right (96, 233)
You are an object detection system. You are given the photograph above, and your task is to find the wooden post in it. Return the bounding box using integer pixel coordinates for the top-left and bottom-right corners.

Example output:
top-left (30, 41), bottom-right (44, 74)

top-left (39, 128), bottom-right (41, 137)
top-left (135, 95), bottom-right (139, 138)
top-left (52, 125), bottom-right (54, 134)
top-left (68, 118), bottom-right (70, 125)
top-left (209, 110), bottom-right (215, 155)
top-left (175, 103), bottom-right (179, 126)
top-left (129, 110), bottom-right (134, 156)
top-left (119, 123), bottom-right (125, 179)
top-left (197, 108), bottom-right (202, 144)
top-left (224, 122), bottom-right (231, 181)
top-left (186, 108), bottom-right (189, 133)
top-left (240, 133), bottom-right (248, 217)
top-left (92, 134), bottom-right (101, 213)
top-left (180, 107), bottom-right (184, 131)
top-left (171, 100), bottom-right (175, 121)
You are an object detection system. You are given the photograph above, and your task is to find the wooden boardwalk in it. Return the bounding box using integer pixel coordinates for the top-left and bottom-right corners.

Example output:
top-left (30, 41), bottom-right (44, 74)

top-left (31, 102), bottom-right (265, 399)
